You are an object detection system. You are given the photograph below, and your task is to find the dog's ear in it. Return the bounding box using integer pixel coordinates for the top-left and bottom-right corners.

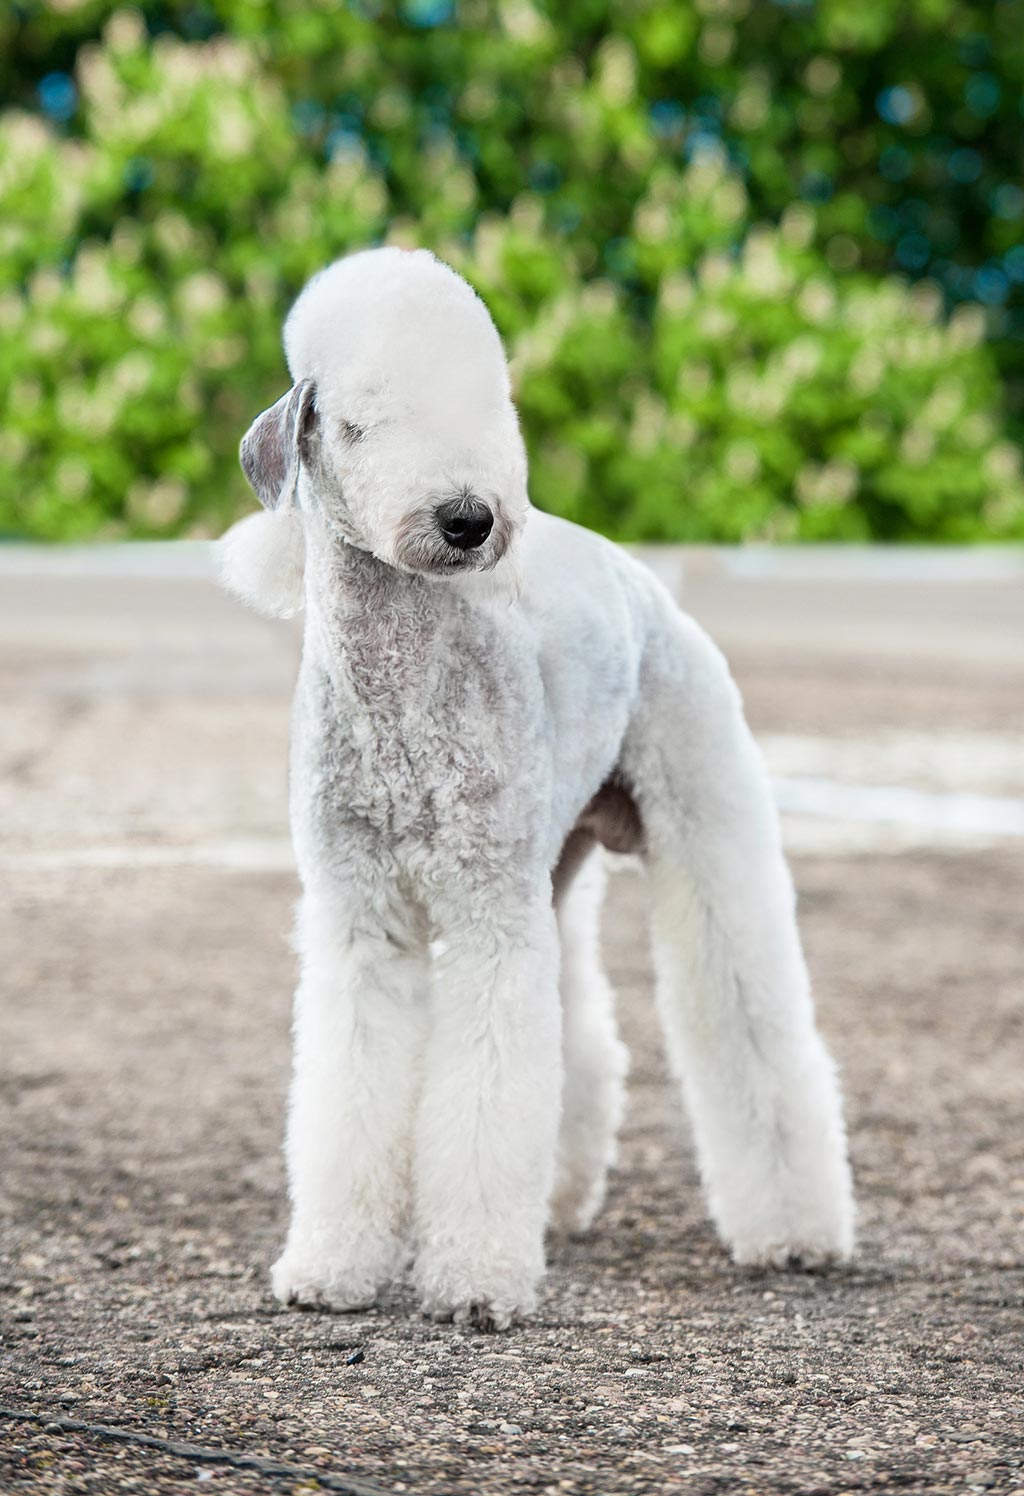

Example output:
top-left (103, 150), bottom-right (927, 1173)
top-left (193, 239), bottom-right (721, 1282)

top-left (239, 378), bottom-right (318, 509)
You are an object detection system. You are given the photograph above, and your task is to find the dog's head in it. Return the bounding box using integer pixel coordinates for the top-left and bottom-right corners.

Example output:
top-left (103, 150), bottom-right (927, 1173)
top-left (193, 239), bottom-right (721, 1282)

top-left (239, 248), bottom-right (529, 579)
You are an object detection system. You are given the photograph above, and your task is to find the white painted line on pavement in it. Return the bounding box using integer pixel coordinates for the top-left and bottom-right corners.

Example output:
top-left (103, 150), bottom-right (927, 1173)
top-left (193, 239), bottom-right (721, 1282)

top-left (2, 540), bottom-right (1022, 583)
top-left (773, 776), bottom-right (1024, 838)
top-left (709, 543), bottom-right (1024, 582)
top-left (0, 836), bottom-right (295, 872)
top-left (0, 541), bottom-right (216, 579)
top-left (2, 774), bottom-right (1022, 873)
top-left (762, 733), bottom-right (1024, 798)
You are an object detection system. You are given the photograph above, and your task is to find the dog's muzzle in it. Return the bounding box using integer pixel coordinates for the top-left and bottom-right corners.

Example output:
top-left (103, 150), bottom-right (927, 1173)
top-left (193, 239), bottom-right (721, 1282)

top-left (435, 497), bottom-right (494, 552)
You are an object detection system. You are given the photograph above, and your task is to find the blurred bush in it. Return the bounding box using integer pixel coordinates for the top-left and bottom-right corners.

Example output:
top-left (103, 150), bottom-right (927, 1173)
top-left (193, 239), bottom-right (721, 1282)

top-left (1, 0), bottom-right (1022, 541)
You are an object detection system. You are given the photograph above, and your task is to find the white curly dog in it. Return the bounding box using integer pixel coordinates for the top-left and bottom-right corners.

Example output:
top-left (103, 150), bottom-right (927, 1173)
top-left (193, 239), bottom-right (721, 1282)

top-left (219, 247), bottom-right (854, 1331)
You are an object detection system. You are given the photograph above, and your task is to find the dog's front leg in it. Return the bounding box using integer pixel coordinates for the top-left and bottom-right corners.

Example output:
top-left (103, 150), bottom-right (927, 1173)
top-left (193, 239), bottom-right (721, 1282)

top-left (271, 889), bottom-right (427, 1312)
top-left (412, 889), bottom-right (562, 1331)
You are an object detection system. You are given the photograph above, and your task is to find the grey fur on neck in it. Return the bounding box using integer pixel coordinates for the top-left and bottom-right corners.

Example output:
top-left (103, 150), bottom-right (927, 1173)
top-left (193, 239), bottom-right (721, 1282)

top-left (301, 520), bottom-right (473, 709)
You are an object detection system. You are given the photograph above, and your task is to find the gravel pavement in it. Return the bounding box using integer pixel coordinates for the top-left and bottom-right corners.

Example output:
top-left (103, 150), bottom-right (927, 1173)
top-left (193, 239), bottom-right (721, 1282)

top-left (1, 548), bottom-right (1022, 1495)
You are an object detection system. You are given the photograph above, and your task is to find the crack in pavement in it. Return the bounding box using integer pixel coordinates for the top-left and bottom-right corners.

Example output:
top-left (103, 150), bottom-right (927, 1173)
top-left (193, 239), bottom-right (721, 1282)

top-left (0, 1407), bottom-right (393, 1495)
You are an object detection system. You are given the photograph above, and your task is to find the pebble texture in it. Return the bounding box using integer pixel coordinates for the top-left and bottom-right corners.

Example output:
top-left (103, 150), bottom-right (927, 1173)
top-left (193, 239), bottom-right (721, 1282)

top-left (2, 854), bottom-right (1022, 1494)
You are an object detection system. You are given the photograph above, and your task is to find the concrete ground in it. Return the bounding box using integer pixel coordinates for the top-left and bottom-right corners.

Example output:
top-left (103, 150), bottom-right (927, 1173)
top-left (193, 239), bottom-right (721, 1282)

top-left (1, 547), bottom-right (1022, 1495)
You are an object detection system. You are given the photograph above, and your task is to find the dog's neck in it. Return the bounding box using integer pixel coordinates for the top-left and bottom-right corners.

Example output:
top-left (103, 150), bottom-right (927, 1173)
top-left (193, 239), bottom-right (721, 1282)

top-left (301, 523), bottom-right (458, 705)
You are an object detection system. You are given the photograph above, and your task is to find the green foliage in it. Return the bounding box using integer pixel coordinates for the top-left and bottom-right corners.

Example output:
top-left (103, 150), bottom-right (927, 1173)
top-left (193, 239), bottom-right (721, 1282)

top-left (1, 1), bottom-right (1022, 541)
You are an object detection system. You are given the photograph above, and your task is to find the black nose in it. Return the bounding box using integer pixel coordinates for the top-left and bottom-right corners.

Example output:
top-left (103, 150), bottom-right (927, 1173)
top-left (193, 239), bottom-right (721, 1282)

top-left (435, 497), bottom-right (494, 551)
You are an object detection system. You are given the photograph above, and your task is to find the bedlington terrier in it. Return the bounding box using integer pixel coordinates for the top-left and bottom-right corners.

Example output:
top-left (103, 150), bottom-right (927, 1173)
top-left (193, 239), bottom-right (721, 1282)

top-left (219, 247), bottom-right (854, 1330)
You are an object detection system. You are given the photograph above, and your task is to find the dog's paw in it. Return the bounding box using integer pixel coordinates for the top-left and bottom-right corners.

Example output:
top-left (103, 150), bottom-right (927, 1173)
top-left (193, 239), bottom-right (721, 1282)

top-left (720, 1176), bottom-right (855, 1272)
top-left (430, 1298), bottom-right (517, 1333)
top-left (421, 1288), bottom-right (531, 1333)
top-left (271, 1253), bottom-right (379, 1312)
top-left (414, 1254), bottom-right (539, 1333)
top-left (271, 1233), bottom-right (404, 1312)
top-left (729, 1226), bottom-right (853, 1272)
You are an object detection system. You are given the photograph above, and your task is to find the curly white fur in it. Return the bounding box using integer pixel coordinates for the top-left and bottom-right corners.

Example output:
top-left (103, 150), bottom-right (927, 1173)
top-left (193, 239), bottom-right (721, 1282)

top-left (219, 247), bottom-right (854, 1331)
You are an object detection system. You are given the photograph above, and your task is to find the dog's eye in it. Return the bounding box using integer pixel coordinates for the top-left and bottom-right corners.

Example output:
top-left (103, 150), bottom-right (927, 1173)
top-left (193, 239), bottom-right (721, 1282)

top-left (339, 420), bottom-right (366, 445)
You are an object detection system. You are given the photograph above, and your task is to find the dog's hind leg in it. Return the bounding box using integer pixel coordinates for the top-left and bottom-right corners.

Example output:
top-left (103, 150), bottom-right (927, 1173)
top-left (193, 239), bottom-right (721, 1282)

top-left (622, 606), bottom-right (854, 1268)
top-left (549, 845), bottom-right (628, 1235)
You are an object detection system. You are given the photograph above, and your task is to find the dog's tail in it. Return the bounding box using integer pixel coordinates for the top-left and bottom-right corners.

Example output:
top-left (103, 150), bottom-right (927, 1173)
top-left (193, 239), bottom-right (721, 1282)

top-left (216, 508), bottom-right (305, 618)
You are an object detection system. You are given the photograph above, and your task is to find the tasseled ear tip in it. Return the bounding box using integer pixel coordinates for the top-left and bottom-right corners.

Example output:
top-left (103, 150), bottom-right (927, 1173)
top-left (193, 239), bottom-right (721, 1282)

top-left (215, 508), bottom-right (306, 619)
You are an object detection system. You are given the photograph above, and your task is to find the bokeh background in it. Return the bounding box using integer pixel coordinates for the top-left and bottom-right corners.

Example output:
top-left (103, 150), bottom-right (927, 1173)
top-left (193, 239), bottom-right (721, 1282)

top-left (2, 0), bottom-right (1023, 543)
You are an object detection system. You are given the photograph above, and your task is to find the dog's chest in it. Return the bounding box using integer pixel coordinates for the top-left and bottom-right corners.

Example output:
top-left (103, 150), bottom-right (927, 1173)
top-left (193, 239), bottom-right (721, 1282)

top-left (293, 600), bottom-right (546, 857)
